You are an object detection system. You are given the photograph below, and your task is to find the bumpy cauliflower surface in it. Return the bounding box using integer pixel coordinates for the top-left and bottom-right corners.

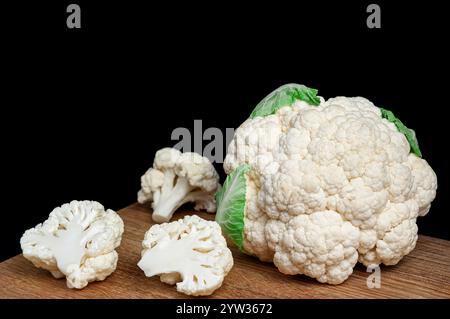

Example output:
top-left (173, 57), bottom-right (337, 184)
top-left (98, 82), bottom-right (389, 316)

top-left (217, 84), bottom-right (437, 284)
top-left (20, 200), bottom-right (124, 289)
top-left (137, 215), bottom-right (233, 296)
top-left (138, 148), bottom-right (220, 223)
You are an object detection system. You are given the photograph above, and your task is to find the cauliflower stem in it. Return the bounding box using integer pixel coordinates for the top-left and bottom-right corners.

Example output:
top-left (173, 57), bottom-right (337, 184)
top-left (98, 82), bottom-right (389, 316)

top-left (26, 213), bottom-right (104, 275)
top-left (152, 172), bottom-right (213, 223)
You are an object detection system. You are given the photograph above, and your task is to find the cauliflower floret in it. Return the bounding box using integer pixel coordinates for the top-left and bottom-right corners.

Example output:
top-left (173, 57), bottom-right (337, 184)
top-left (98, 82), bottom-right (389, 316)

top-left (20, 200), bottom-right (124, 289)
top-left (137, 215), bottom-right (233, 296)
top-left (271, 211), bottom-right (360, 284)
top-left (259, 159), bottom-right (327, 222)
top-left (138, 148), bottom-right (220, 223)
top-left (359, 200), bottom-right (419, 266)
top-left (224, 116), bottom-right (283, 174)
top-left (242, 175), bottom-right (273, 262)
top-left (217, 84), bottom-right (437, 284)
top-left (406, 154), bottom-right (438, 216)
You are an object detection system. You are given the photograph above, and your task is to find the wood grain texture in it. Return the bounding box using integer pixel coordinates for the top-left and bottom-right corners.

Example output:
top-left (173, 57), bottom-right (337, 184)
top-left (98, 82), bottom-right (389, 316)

top-left (1, 203), bottom-right (449, 299)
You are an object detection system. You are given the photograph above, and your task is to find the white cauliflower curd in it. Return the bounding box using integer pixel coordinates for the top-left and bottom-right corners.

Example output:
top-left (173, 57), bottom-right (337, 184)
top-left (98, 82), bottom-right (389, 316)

top-left (20, 200), bottom-right (124, 289)
top-left (216, 84), bottom-right (437, 284)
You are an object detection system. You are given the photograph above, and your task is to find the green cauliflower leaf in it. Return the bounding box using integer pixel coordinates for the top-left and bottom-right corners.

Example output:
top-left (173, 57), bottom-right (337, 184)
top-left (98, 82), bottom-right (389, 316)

top-left (250, 83), bottom-right (320, 119)
top-left (215, 164), bottom-right (250, 250)
top-left (380, 108), bottom-right (422, 157)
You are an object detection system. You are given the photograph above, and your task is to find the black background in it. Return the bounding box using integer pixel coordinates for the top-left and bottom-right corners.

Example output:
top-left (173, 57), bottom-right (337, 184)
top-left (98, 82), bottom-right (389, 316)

top-left (2, 0), bottom-right (449, 266)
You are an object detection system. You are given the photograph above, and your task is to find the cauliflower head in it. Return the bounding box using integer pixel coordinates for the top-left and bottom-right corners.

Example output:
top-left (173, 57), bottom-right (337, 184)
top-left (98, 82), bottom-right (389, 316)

top-left (20, 200), bottom-right (124, 289)
top-left (216, 84), bottom-right (437, 284)
top-left (137, 215), bottom-right (233, 296)
top-left (138, 148), bottom-right (220, 223)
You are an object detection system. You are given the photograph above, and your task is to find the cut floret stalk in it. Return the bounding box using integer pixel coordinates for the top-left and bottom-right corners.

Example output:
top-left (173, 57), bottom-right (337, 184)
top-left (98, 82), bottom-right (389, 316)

top-left (152, 175), bottom-right (214, 223)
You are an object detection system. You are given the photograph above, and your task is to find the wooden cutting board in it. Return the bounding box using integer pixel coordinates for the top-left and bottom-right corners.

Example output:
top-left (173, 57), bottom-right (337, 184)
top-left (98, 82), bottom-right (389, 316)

top-left (1, 203), bottom-right (449, 299)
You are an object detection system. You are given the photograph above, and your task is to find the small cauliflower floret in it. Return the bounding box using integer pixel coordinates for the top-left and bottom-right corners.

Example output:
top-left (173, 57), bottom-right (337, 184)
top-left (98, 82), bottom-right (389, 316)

top-left (406, 154), bottom-right (438, 216)
top-left (138, 148), bottom-right (220, 223)
top-left (242, 176), bottom-right (274, 262)
top-left (271, 211), bottom-right (360, 285)
top-left (224, 116), bottom-right (283, 174)
top-left (20, 200), bottom-right (124, 289)
top-left (137, 215), bottom-right (233, 296)
top-left (359, 200), bottom-right (419, 266)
